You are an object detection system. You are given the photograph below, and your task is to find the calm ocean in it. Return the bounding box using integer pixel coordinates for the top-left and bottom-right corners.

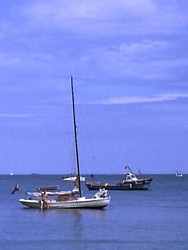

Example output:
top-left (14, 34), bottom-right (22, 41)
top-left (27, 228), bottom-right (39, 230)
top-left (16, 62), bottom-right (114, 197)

top-left (0, 174), bottom-right (187, 250)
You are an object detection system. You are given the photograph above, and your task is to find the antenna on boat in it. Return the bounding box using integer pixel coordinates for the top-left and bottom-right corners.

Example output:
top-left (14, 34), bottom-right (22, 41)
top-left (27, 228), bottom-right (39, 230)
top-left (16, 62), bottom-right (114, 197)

top-left (70, 76), bottom-right (82, 197)
top-left (125, 165), bottom-right (133, 174)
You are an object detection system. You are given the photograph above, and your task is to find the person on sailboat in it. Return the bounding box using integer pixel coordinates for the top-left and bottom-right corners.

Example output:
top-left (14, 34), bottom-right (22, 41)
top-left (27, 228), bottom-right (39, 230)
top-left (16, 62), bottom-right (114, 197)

top-left (40, 190), bottom-right (49, 210)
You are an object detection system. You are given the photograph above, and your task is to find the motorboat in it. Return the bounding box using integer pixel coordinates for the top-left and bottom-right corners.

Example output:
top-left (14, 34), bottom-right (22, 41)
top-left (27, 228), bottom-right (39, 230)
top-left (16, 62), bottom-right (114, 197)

top-left (86, 166), bottom-right (153, 191)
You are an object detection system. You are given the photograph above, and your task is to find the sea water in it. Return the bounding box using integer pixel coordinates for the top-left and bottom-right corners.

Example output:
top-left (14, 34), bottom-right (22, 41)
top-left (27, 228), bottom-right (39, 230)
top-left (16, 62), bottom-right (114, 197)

top-left (0, 174), bottom-right (187, 250)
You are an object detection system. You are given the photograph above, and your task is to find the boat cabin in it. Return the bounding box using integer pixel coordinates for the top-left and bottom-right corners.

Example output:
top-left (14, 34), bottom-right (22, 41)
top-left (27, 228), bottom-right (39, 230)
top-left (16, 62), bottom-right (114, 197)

top-left (124, 173), bottom-right (137, 181)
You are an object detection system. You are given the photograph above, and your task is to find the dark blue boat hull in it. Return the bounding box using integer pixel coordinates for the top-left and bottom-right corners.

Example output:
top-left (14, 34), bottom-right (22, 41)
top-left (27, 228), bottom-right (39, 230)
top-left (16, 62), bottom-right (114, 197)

top-left (86, 178), bottom-right (153, 191)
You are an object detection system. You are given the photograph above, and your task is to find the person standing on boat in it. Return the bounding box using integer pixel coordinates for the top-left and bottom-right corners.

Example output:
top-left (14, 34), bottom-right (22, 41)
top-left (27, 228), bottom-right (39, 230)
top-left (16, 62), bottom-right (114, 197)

top-left (40, 190), bottom-right (48, 210)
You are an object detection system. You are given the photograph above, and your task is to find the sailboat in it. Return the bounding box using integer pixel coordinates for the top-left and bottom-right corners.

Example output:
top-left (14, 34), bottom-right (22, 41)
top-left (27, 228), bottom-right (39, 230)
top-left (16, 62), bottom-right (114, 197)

top-left (19, 77), bottom-right (111, 209)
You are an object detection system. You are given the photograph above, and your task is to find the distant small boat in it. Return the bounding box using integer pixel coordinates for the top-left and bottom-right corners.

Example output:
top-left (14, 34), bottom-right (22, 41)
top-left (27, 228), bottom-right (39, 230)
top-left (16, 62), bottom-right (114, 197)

top-left (86, 166), bottom-right (153, 191)
top-left (176, 171), bottom-right (183, 177)
top-left (62, 176), bottom-right (85, 182)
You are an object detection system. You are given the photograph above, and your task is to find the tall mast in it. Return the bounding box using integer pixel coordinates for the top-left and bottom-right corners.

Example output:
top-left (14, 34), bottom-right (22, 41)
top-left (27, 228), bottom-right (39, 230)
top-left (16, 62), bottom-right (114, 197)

top-left (70, 76), bottom-right (82, 197)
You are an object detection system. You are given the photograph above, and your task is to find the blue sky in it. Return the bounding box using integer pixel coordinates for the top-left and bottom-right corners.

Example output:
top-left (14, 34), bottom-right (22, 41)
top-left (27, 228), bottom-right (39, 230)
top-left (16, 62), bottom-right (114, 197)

top-left (0, 0), bottom-right (188, 174)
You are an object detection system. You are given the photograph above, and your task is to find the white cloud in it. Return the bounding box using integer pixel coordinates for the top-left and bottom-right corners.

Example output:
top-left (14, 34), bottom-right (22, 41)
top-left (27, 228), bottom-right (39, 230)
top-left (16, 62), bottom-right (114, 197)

top-left (18, 0), bottom-right (165, 35)
top-left (1, 0), bottom-right (188, 98)
top-left (21, 0), bottom-right (157, 21)
top-left (119, 40), bottom-right (167, 54)
top-left (100, 93), bottom-right (188, 104)
top-left (18, 0), bottom-right (187, 35)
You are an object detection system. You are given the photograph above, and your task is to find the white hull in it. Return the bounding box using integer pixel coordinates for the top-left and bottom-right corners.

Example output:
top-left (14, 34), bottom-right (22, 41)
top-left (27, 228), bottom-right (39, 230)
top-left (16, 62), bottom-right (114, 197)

top-left (62, 176), bottom-right (85, 182)
top-left (19, 196), bottom-right (110, 209)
